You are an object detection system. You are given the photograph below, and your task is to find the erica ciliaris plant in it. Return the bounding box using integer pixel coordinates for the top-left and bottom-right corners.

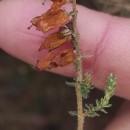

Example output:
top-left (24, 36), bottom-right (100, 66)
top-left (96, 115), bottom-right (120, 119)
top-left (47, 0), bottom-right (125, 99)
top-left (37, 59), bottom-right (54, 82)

top-left (28, 0), bottom-right (117, 130)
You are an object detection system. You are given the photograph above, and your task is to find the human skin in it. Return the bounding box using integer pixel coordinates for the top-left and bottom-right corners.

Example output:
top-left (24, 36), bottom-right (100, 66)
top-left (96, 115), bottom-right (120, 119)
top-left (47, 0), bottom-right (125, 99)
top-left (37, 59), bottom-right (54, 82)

top-left (0, 0), bottom-right (130, 129)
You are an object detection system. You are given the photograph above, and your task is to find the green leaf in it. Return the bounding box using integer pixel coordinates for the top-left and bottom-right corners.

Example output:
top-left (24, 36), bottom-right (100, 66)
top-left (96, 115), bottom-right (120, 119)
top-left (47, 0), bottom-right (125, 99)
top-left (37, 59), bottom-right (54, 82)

top-left (100, 109), bottom-right (108, 114)
top-left (93, 112), bottom-right (100, 117)
top-left (104, 104), bottom-right (112, 108)
top-left (65, 81), bottom-right (76, 87)
top-left (85, 104), bottom-right (90, 110)
top-left (69, 111), bottom-right (77, 116)
top-left (81, 85), bottom-right (90, 99)
top-left (96, 99), bottom-right (100, 106)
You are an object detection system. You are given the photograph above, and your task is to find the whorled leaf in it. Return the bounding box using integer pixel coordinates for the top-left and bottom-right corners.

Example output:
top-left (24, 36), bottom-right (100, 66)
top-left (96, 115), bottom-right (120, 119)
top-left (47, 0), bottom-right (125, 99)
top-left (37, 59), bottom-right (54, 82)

top-left (81, 85), bottom-right (93, 99)
top-left (81, 73), bottom-right (93, 99)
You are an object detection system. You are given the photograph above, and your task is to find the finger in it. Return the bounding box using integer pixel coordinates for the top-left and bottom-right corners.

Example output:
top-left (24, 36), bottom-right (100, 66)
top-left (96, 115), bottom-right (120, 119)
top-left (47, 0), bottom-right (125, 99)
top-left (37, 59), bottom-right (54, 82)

top-left (105, 101), bottom-right (130, 130)
top-left (0, 0), bottom-right (75, 75)
top-left (1, 0), bottom-right (130, 99)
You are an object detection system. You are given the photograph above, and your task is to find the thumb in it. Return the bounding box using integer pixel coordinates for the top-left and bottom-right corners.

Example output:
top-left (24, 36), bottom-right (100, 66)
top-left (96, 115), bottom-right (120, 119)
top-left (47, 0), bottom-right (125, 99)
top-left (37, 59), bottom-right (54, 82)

top-left (1, 0), bottom-right (130, 100)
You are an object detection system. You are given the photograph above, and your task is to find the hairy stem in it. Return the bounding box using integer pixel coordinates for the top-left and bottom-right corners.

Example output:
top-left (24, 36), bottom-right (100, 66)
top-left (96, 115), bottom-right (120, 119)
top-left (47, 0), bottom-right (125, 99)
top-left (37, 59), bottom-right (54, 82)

top-left (71, 0), bottom-right (84, 130)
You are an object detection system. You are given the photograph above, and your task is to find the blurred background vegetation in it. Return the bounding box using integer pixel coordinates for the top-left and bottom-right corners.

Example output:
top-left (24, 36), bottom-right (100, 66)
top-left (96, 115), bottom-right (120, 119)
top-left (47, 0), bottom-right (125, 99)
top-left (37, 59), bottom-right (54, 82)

top-left (0, 0), bottom-right (129, 130)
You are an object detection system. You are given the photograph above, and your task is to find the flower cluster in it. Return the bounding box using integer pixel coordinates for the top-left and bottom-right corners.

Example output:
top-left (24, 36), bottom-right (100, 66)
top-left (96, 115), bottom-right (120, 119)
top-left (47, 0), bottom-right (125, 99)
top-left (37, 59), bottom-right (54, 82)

top-left (29, 0), bottom-right (75, 70)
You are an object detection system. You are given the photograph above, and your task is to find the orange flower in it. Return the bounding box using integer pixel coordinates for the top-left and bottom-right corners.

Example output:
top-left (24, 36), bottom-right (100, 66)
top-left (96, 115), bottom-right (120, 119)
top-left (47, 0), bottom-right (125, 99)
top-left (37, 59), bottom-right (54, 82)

top-left (48, 0), bottom-right (66, 14)
top-left (29, 0), bottom-right (74, 70)
top-left (39, 30), bottom-right (70, 51)
top-left (31, 10), bottom-right (69, 32)
top-left (59, 49), bottom-right (75, 66)
top-left (36, 49), bottom-right (75, 70)
top-left (36, 51), bottom-right (58, 70)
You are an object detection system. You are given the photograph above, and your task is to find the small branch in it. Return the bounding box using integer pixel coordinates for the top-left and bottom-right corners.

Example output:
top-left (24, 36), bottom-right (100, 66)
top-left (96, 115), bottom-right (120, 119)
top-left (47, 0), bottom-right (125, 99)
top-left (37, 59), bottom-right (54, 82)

top-left (83, 73), bottom-right (117, 118)
top-left (71, 0), bottom-right (84, 130)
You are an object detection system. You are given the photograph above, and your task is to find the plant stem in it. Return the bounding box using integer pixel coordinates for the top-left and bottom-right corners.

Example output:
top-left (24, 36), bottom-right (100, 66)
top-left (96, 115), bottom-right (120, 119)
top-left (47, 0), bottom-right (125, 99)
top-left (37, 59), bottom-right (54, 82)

top-left (71, 0), bottom-right (84, 130)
